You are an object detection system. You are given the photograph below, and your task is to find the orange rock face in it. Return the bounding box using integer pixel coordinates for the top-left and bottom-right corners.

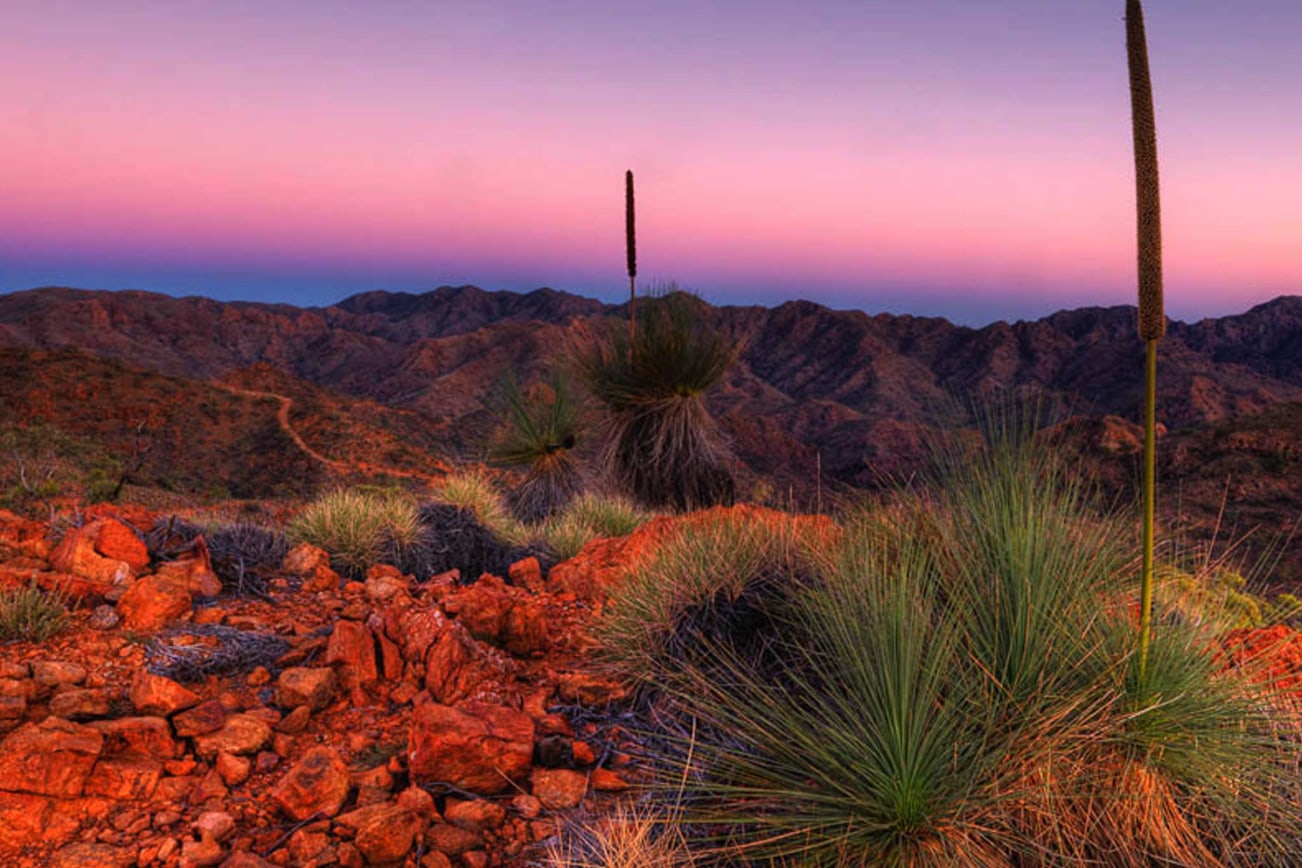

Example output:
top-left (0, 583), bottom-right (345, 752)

top-left (270, 746), bottom-right (352, 821)
top-left (408, 701), bottom-right (535, 794)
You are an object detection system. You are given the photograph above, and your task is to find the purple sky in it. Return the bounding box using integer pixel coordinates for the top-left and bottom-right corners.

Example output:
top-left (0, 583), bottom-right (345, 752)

top-left (2, 0), bottom-right (1299, 325)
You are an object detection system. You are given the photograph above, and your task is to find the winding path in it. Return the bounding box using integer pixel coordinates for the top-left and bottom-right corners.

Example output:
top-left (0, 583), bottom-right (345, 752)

top-left (212, 382), bottom-right (449, 485)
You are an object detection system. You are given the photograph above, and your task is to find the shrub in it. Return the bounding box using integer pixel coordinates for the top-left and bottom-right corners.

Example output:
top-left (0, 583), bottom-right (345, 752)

top-left (205, 523), bottom-right (290, 598)
top-left (489, 374), bottom-right (585, 523)
top-left (287, 488), bottom-right (420, 578)
top-left (597, 508), bottom-right (827, 690)
top-left (538, 493), bottom-right (652, 561)
top-left (397, 502), bottom-right (542, 583)
top-left (0, 582), bottom-right (70, 643)
top-left (436, 470), bottom-right (528, 546)
top-left (574, 291), bottom-right (737, 511)
top-left (605, 432), bottom-right (1302, 865)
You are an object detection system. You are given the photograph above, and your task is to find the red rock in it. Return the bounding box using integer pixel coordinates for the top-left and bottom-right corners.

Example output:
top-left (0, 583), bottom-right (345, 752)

top-left (81, 757), bottom-right (163, 800)
top-left (92, 519), bottom-right (150, 573)
top-left (529, 768), bottom-right (587, 810)
top-left (195, 810), bottom-right (236, 842)
top-left (556, 673), bottom-right (629, 706)
top-left (423, 621), bottom-right (513, 705)
top-left (396, 784), bottom-right (437, 819)
top-left (218, 852), bottom-right (277, 868)
top-left (158, 534), bottom-right (222, 596)
top-left (283, 542), bottom-right (342, 592)
top-left (443, 797), bottom-right (507, 834)
top-left (441, 576), bottom-right (511, 643)
top-left (0, 718), bottom-right (104, 796)
top-left (88, 716), bottom-right (177, 759)
top-left (589, 767), bottom-right (630, 792)
top-left (384, 604), bottom-right (448, 662)
top-left (192, 713), bottom-right (272, 760)
top-left (364, 564), bottom-right (409, 603)
top-left (502, 598), bottom-right (549, 657)
top-left (115, 573), bottom-right (193, 631)
top-left (274, 667), bottom-right (337, 712)
top-left (129, 671), bottom-right (202, 716)
top-left (48, 524), bottom-right (131, 597)
top-left (216, 751), bottom-right (252, 787)
top-left (326, 620), bottom-right (379, 694)
top-left (31, 659), bottom-right (87, 688)
top-left (408, 701), bottom-right (534, 795)
top-left (48, 687), bottom-right (111, 720)
top-left (173, 698), bottom-right (227, 737)
top-left (0, 791), bottom-right (50, 852)
top-left (270, 746), bottom-right (352, 821)
top-left (48, 841), bottom-right (137, 867)
top-left (335, 802), bottom-right (423, 865)
top-left (422, 823), bottom-right (482, 856)
top-left (508, 557), bottom-right (543, 593)
top-left (180, 832), bottom-right (225, 867)
top-left (374, 626), bottom-right (405, 682)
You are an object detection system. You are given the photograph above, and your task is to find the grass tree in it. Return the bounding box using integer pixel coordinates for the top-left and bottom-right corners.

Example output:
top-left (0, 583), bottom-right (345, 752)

top-left (575, 290), bottom-right (737, 511)
top-left (488, 374), bottom-right (584, 523)
top-left (626, 169), bottom-right (638, 342)
top-left (1127, 0), bottom-right (1164, 678)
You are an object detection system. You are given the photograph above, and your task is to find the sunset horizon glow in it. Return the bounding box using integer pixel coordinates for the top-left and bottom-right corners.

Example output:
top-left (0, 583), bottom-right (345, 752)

top-left (3, 0), bottom-right (1299, 327)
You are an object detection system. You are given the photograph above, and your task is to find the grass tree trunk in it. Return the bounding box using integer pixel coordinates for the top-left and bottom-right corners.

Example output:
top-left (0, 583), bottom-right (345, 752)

top-left (1127, 0), bottom-right (1164, 680)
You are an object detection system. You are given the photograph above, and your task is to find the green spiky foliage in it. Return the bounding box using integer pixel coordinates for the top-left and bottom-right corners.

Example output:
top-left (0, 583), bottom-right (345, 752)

top-left (489, 374), bottom-right (584, 523)
top-left (575, 290), bottom-right (738, 511)
top-left (1127, 0), bottom-right (1164, 679)
top-left (599, 426), bottom-right (1302, 866)
top-left (0, 582), bottom-right (70, 643)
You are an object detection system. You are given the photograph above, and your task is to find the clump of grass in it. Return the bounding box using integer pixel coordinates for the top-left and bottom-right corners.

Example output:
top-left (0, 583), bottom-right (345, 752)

top-left (574, 290), bottom-right (738, 512)
top-left (605, 427), bottom-right (1302, 866)
top-left (435, 469), bottom-right (529, 546)
top-left (287, 487), bottom-right (420, 578)
top-left (204, 523), bottom-right (290, 598)
top-left (0, 582), bottom-right (70, 643)
top-left (548, 797), bottom-right (696, 868)
top-left (597, 509), bottom-right (828, 689)
top-left (538, 493), bottom-right (652, 561)
top-left (489, 374), bottom-right (585, 523)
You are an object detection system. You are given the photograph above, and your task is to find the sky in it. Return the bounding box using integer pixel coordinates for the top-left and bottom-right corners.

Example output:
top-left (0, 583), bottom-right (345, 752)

top-left (1, 1), bottom-right (1299, 326)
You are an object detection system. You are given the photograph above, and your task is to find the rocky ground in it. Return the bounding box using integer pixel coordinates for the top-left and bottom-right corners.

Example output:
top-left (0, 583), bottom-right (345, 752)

top-left (4, 501), bottom-right (1301, 868)
top-left (0, 504), bottom-right (659, 868)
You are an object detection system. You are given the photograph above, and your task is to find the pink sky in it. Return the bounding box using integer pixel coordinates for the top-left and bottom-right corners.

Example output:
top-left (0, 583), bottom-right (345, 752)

top-left (2, 0), bottom-right (1299, 325)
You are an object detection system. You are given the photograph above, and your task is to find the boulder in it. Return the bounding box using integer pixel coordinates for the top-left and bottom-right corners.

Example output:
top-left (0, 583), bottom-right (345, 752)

top-left (48, 524), bottom-right (131, 598)
top-left (91, 519), bottom-right (150, 573)
top-left (275, 667), bottom-right (338, 712)
top-left (129, 671), bottom-right (202, 716)
top-left (270, 746), bottom-right (351, 821)
top-left (408, 701), bottom-right (534, 795)
top-left (88, 716), bottom-right (178, 759)
top-left (115, 573), bottom-right (192, 631)
top-left (192, 713), bottom-right (272, 760)
top-left (325, 620), bottom-right (379, 695)
top-left (283, 542), bottom-right (341, 592)
top-left (335, 802), bottom-right (424, 865)
top-left (0, 717), bottom-right (104, 796)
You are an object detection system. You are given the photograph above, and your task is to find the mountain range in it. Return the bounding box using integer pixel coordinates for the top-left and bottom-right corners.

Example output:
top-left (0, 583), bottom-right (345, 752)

top-left (1, 285), bottom-right (1298, 582)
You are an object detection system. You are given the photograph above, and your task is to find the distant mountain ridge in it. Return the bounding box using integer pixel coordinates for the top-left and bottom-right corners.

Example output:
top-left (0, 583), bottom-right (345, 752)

top-left (0, 283), bottom-right (1297, 506)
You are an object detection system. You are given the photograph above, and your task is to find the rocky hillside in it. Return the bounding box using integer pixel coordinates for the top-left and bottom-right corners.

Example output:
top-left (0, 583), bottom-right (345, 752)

top-left (1, 285), bottom-right (1298, 576)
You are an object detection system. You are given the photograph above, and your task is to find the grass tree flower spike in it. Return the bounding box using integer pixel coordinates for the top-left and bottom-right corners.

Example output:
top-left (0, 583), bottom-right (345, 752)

top-left (1127, 0), bottom-right (1163, 679)
top-left (625, 169), bottom-right (637, 342)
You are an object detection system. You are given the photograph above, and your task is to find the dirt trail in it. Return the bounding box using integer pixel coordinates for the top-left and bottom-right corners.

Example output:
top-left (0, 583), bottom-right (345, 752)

top-left (212, 382), bottom-right (448, 486)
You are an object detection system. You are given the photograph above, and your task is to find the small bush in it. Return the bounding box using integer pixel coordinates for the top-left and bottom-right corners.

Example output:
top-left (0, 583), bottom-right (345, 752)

top-left (206, 523), bottom-right (290, 598)
top-left (287, 488), bottom-right (421, 578)
top-left (539, 494), bottom-right (652, 561)
top-left (597, 509), bottom-right (826, 688)
top-left (436, 470), bottom-right (529, 546)
top-left (0, 582), bottom-right (70, 643)
top-left (399, 503), bottom-right (544, 583)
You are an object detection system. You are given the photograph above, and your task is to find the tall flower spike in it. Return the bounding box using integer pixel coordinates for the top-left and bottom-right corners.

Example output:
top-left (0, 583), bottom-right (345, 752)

top-left (1127, 0), bottom-right (1164, 341)
top-left (625, 170), bottom-right (637, 341)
